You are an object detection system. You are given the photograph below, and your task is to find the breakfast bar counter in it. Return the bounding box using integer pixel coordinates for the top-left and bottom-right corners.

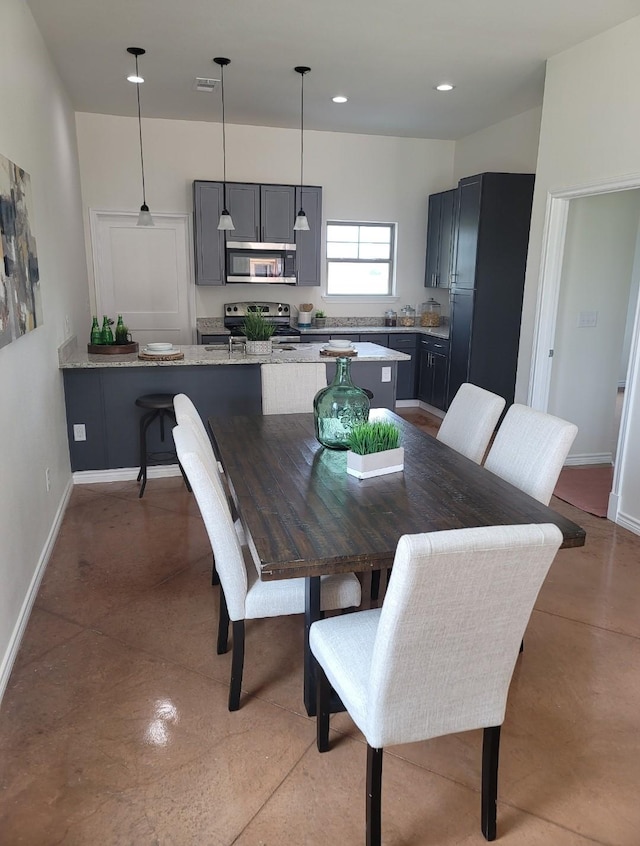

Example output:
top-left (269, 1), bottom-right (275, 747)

top-left (60, 341), bottom-right (409, 474)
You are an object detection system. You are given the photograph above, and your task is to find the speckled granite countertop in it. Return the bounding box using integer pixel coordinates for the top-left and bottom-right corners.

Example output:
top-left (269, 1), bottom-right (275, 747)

top-left (196, 318), bottom-right (449, 340)
top-left (59, 341), bottom-right (410, 369)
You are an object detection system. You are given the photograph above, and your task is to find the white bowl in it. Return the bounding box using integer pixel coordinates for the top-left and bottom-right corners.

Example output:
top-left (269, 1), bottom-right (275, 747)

top-left (328, 339), bottom-right (353, 349)
top-left (146, 342), bottom-right (173, 352)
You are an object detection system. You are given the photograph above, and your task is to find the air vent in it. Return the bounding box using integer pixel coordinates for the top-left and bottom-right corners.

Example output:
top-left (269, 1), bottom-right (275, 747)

top-left (194, 77), bottom-right (219, 92)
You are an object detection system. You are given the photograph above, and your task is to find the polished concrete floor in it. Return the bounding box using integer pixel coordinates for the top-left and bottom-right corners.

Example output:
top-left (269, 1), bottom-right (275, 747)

top-left (1, 411), bottom-right (639, 845)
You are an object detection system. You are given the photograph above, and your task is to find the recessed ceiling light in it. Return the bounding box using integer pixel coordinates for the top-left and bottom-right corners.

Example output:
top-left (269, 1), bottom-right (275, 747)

top-left (435, 83), bottom-right (454, 92)
top-left (127, 73), bottom-right (144, 84)
top-left (332, 95), bottom-right (348, 104)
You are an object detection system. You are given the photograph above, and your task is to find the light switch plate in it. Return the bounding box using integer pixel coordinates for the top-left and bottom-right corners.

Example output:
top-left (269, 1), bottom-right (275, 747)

top-left (381, 366), bottom-right (391, 383)
top-left (73, 424), bottom-right (87, 441)
top-left (577, 310), bottom-right (598, 328)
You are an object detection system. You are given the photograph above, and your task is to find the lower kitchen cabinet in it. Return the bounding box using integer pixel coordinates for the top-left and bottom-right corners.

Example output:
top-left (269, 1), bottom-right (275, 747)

top-left (199, 334), bottom-right (228, 344)
top-left (418, 337), bottom-right (449, 410)
top-left (299, 331), bottom-right (419, 401)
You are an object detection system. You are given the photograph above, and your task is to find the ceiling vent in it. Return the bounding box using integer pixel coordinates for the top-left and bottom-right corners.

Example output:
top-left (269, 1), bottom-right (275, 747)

top-left (194, 77), bottom-right (219, 92)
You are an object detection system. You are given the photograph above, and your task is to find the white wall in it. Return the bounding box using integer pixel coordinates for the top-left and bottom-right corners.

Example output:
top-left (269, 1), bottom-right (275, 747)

top-left (75, 113), bottom-right (455, 320)
top-left (0, 0), bottom-right (90, 694)
top-left (548, 191), bottom-right (640, 461)
top-left (453, 107), bottom-right (542, 184)
top-left (520, 14), bottom-right (640, 531)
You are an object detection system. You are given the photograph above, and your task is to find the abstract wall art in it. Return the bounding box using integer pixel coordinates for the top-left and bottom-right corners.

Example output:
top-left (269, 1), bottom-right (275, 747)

top-left (0, 153), bottom-right (41, 350)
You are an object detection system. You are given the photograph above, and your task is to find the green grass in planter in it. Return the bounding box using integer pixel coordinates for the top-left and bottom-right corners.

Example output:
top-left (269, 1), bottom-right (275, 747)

top-left (242, 309), bottom-right (276, 341)
top-left (348, 421), bottom-right (401, 455)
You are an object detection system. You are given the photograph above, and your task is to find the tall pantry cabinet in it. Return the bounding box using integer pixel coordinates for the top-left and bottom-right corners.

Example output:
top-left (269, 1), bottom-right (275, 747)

top-left (445, 172), bottom-right (535, 408)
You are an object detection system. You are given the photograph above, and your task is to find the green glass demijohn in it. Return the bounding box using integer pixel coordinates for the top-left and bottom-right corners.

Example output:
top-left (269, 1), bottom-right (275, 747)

top-left (313, 356), bottom-right (370, 449)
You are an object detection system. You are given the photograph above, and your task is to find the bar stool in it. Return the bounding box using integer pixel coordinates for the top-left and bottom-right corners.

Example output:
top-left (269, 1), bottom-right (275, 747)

top-left (135, 393), bottom-right (191, 497)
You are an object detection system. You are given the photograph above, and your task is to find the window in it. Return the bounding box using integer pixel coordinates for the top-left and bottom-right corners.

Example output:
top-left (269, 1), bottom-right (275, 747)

top-left (326, 222), bottom-right (396, 296)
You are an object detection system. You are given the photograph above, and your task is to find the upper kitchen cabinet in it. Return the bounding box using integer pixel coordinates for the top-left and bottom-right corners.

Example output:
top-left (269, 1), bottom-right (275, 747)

top-left (447, 172), bottom-right (535, 408)
top-left (295, 185), bottom-right (322, 287)
top-left (424, 189), bottom-right (456, 288)
top-left (226, 183), bottom-right (296, 243)
top-left (193, 180), bottom-right (225, 286)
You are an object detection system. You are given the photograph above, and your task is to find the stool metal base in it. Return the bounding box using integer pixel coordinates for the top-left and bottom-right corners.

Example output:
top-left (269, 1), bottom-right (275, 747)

top-left (135, 394), bottom-right (191, 498)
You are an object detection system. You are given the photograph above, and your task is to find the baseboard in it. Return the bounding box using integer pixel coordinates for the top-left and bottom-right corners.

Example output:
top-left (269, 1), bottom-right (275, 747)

top-left (393, 399), bottom-right (446, 419)
top-left (394, 399), bottom-right (420, 408)
top-left (615, 509), bottom-right (640, 537)
top-left (564, 452), bottom-right (613, 467)
top-left (0, 477), bottom-right (74, 704)
top-left (73, 465), bottom-right (182, 485)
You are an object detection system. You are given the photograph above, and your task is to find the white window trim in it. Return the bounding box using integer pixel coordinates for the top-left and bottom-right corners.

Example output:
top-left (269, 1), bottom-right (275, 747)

top-left (326, 220), bottom-right (398, 298)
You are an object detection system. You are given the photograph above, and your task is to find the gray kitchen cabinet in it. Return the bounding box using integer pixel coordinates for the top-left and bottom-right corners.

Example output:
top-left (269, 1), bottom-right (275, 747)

top-left (200, 334), bottom-right (228, 345)
top-left (388, 334), bottom-right (418, 400)
top-left (300, 330), bottom-right (418, 400)
top-left (424, 189), bottom-right (456, 288)
top-left (447, 172), bottom-right (534, 407)
top-left (226, 183), bottom-right (261, 241)
top-left (418, 336), bottom-right (449, 410)
top-left (262, 185), bottom-right (296, 242)
top-left (226, 183), bottom-right (297, 243)
top-left (295, 186), bottom-right (322, 286)
top-left (193, 181), bottom-right (225, 286)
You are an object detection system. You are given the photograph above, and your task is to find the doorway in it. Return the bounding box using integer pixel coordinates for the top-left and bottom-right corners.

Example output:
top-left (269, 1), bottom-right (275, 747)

top-left (529, 178), bottom-right (640, 531)
top-left (90, 210), bottom-right (195, 347)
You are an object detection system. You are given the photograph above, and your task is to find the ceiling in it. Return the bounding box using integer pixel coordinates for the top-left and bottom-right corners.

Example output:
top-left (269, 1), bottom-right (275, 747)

top-left (27, 0), bottom-right (640, 140)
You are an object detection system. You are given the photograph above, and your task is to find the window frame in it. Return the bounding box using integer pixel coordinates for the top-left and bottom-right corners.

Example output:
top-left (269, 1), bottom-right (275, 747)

top-left (325, 220), bottom-right (397, 299)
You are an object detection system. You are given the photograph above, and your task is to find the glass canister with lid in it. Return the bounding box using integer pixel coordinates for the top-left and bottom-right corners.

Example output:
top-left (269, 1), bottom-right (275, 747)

top-left (419, 298), bottom-right (442, 327)
top-left (384, 309), bottom-right (397, 327)
top-left (399, 305), bottom-right (416, 327)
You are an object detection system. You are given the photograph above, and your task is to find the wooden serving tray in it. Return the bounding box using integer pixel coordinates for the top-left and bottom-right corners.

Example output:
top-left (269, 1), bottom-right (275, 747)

top-left (88, 342), bottom-right (139, 355)
top-left (320, 347), bottom-right (358, 357)
top-left (138, 350), bottom-right (185, 361)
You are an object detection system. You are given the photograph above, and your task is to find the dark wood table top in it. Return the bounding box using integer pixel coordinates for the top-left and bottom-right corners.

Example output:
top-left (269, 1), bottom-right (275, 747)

top-left (209, 409), bottom-right (586, 581)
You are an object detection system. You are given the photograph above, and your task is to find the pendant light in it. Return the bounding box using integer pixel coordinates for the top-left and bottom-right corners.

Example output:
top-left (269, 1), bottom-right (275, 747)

top-left (127, 47), bottom-right (154, 226)
top-left (293, 66), bottom-right (311, 231)
top-left (214, 57), bottom-right (234, 231)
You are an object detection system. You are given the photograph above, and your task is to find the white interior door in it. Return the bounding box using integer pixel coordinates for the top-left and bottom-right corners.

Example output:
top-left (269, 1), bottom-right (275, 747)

top-left (91, 211), bottom-right (194, 347)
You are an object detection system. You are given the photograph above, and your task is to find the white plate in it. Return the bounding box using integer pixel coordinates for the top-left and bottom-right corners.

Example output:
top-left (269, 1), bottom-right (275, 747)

top-left (328, 339), bottom-right (353, 349)
top-left (322, 343), bottom-right (353, 352)
top-left (143, 346), bottom-right (178, 355)
top-left (146, 342), bottom-right (173, 351)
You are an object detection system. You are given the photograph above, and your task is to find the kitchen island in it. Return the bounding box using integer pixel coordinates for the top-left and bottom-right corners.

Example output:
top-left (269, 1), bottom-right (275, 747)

top-left (60, 341), bottom-right (410, 475)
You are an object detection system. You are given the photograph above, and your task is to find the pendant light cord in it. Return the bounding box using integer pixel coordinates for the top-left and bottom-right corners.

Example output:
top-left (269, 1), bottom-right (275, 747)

top-left (299, 70), bottom-right (305, 192)
top-left (135, 54), bottom-right (147, 207)
top-left (221, 63), bottom-right (228, 187)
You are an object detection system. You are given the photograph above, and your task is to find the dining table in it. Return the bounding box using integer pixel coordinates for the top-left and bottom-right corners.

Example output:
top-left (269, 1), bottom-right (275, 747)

top-left (208, 408), bottom-right (586, 716)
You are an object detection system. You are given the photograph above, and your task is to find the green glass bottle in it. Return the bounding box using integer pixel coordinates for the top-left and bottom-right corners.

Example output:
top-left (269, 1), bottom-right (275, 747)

top-left (313, 357), bottom-right (370, 449)
top-left (115, 315), bottom-right (128, 344)
top-left (90, 316), bottom-right (102, 345)
top-left (101, 315), bottom-right (114, 344)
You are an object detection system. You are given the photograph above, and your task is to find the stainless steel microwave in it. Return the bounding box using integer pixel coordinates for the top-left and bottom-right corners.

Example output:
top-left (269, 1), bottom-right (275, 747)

top-left (226, 242), bottom-right (297, 284)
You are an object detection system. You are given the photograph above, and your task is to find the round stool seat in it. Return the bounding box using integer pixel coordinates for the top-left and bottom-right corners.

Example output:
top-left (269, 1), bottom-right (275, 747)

top-left (135, 393), bottom-right (175, 411)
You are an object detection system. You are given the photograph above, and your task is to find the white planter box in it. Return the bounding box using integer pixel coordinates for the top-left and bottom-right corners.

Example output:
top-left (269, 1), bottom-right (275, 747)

top-left (346, 447), bottom-right (404, 479)
top-left (246, 339), bottom-right (273, 355)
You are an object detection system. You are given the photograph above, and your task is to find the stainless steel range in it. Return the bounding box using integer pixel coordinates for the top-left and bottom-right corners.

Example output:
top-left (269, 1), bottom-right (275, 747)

top-left (223, 302), bottom-right (301, 342)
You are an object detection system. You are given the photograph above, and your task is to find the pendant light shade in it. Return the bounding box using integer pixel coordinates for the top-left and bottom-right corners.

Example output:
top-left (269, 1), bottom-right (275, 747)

top-left (293, 66), bottom-right (310, 232)
top-left (127, 47), bottom-right (154, 227)
top-left (214, 57), bottom-right (234, 231)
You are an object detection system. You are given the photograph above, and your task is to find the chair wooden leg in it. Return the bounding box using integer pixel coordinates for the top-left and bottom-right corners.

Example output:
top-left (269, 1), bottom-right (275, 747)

top-left (316, 664), bottom-right (331, 752)
top-left (217, 590), bottom-right (230, 655)
top-left (481, 725), bottom-right (501, 841)
top-left (211, 554), bottom-right (220, 586)
top-left (366, 745), bottom-right (383, 846)
top-left (228, 620), bottom-right (245, 712)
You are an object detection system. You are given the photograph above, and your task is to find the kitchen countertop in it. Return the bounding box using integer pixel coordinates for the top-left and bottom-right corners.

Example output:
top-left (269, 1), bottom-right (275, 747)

top-left (59, 341), bottom-right (411, 369)
top-left (196, 319), bottom-right (449, 341)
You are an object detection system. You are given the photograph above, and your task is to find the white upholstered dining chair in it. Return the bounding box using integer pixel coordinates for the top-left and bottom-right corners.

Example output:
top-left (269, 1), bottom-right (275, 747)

top-left (484, 404), bottom-right (578, 505)
top-left (436, 382), bottom-right (506, 464)
top-left (173, 392), bottom-right (236, 585)
top-left (174, 421), bottom-right (362, 711)
top-left (261, 362), bottom-right (327, 414)
top-left (310, 523), bottom-right (563, 845)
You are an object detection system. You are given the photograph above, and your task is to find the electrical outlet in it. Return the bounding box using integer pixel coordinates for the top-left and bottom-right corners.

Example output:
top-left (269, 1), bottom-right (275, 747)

top-left (381, 366), bottom-right (391, 383)
top-left (45, 467), bottom-right (51, 492)
top-left (73, 423), bottom-right (87, 441)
